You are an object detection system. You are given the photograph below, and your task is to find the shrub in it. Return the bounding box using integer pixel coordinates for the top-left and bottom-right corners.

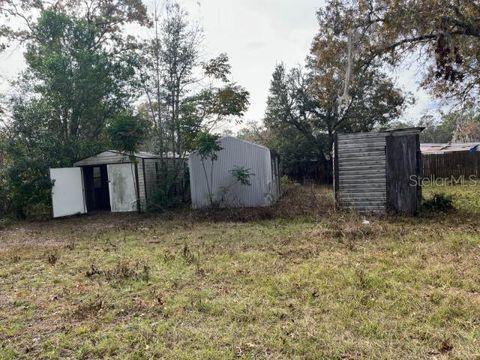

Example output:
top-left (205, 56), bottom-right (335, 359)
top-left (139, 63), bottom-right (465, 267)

top-left (0, 172), bottom-right (10, 216)
top-left (46, 251), bottom-right (59, 266)
top-left (280, 175), bottom-right (292, 187)
top-left (0, 217), bottom-right (15, 230)
top-left (422, 193), bottom-right (455, 213)
top-left (147, 171), bottom-right (189, 211)
top-left (229, 166), bottom-right (254, 186)
top-left (6, 157), bottom-right (53, 218)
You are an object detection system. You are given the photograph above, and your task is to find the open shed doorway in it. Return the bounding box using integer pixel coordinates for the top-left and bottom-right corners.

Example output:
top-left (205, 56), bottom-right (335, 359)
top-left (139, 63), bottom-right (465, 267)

top-left (51, 150), bottom-right (187, 218)
top-left (83, 165), bottom-right (111, 212)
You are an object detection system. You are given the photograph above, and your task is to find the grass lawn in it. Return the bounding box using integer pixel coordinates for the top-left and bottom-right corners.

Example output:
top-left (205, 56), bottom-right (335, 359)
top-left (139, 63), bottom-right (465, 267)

top-left (1, 184), bottom-right (479, 359)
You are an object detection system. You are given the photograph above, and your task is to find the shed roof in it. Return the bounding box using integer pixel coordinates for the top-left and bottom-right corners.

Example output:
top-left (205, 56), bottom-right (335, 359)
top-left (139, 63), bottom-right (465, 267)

top-left (384, 127), bottom-right (425, 136)
top-left (221, 136), bottom-right (271, 151)
top-left (74, 150), bottom-right (180, 167)
top-left (189, 136), bottom-right (273, 156)
top-left (420, 143), bottom-right (480, 154)
top-left (336, 127), bottom-right (424, 138)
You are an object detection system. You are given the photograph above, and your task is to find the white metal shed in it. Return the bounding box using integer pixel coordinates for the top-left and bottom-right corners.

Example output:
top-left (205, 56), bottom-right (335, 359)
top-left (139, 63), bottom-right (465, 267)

top-left (189, 136), bottom-right (280, 209)
top-left (50, 150), bottom-right (186, 218)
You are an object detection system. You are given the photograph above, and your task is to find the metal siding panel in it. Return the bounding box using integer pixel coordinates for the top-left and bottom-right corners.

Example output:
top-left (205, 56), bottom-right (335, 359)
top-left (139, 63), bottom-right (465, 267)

top-left (189, 137), bottom-right (276, 208)
top-left (338, 132), bottom-right (389, 139)
top-left (340, 151), bottom-right (386, 159)
top-left (137, 160), bottom-right (146, 211)
top-left (107, 163), bottom-right (138, 212)
top-left (50, 168), bottom-right (87, 218)
top-left (339, 158), bottom-right (385, 165)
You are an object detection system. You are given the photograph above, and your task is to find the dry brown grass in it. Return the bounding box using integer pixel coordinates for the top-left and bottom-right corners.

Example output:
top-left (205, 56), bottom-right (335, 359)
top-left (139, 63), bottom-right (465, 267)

top-left (0, 184), bottom-right (479, 359)
top-left (188, 183), bottom-right (333, 222)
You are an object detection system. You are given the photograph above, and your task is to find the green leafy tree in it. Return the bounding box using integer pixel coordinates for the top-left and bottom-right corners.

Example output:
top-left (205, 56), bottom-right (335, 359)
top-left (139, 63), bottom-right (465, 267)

top-left (418, 115), bottom-right (458, 143)
top-left (261, 1), bottom-right (407, 182)
top-left (140, 3), bottom-right (249, 156)
top-left (325, 0), bottom-right (480, 105)
top-left (108, 113), bottom-right (150, 155)
top-left (0, 0), bottom-right (149, 50)
top-left (264, 63), bottom-right (405, 182)
top-left (449, 110), bottom-right (480, 142)
top-left (139, 2), bottom-right (249, 205)
top-left (194, 132), bottom-right (223, 207)
top-left (4, 99), bottom-right (71, 217)
top-left (20, 10), bottom-right (140, 159)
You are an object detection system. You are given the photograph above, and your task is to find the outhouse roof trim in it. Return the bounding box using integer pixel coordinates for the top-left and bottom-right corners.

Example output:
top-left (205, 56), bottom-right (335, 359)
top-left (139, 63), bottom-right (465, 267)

top-left (336, 127), bottom-right (425, 137)
top-left (383, 127), bottom-right (425, 136)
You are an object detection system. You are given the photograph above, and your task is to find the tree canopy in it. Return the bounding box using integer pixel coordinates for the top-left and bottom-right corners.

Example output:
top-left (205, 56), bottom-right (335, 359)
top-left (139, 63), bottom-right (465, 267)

top-left (262, 2), bottom-right (407, 181)
top-left (335, 0), bottom-right (480, 105)
top-left (138, 3), bottom-right (249, 205)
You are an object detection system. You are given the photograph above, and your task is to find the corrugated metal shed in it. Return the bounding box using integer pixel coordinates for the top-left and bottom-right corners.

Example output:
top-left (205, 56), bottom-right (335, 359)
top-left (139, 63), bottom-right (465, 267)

top-left (73, 150), bottom-right (161, 212)
top-left (74, 150), bottom-right (185, 213)
top-left (334, 128), bottom-right (423, 215)
top-left (189, 136), bottom-right (280, 209)
top-left (51, 150), bottom-right (188, 217)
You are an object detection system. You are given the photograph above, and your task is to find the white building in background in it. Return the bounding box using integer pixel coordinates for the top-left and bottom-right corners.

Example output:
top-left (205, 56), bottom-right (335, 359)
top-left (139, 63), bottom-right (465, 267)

top-left (189, 136), bottom-right (281, 209)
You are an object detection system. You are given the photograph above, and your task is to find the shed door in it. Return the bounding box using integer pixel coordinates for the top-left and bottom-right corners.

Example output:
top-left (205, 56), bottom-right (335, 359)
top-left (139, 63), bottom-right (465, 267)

top-left (386, 134), bottom-right (421, 215)
top-left (107, 163), bottom-right (138, 212)
top-left (50, 168), bottom-right (87, 218)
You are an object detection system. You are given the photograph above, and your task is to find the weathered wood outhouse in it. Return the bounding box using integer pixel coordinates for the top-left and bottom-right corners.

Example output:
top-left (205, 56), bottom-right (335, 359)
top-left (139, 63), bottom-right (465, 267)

top-left (333, 128), bottom-right (423, 215)
top-left (50, 150), bottom-right (186, 218)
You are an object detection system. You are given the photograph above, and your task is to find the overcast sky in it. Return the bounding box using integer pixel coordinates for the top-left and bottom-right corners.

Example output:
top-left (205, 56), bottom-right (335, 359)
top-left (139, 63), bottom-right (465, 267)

top-left (0, 0), bottom-right (441, 130)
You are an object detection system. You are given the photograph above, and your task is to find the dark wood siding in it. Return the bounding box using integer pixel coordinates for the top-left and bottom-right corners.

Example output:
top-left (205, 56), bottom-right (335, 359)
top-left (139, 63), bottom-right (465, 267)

top-left (422, 151), bottom-right (480, 178)
top-left (386, 134), bottom-right (421, 215)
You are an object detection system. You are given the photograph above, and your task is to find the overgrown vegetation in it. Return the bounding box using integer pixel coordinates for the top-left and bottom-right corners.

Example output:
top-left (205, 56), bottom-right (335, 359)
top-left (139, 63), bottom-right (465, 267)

top-left (0, 1), bottom-right (249, 217)
top-left (1, 184), bottom-right (479, 359)
top-left (421, 192), bottom-right (455, 213)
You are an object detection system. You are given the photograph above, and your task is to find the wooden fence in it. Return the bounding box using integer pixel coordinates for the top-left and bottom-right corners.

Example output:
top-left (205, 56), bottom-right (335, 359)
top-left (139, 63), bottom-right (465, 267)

top-left (422, 151), bottom-right (480, 178)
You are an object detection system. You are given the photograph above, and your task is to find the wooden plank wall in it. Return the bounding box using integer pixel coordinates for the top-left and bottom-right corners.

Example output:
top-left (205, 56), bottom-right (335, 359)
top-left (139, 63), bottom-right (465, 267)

top-left (386, 134), bottom-right (421, 215)
top-left (336, 133), bottom-right (387, 213)
top-left (422, 151), bottom-right (480, 178)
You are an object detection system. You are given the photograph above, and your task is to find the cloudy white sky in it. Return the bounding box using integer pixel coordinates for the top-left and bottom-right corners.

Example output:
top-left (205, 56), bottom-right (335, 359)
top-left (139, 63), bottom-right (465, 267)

top-left (0, 0), bottom-right (441, 130)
